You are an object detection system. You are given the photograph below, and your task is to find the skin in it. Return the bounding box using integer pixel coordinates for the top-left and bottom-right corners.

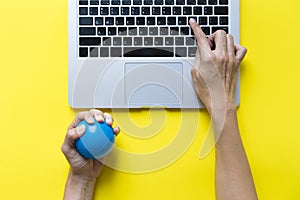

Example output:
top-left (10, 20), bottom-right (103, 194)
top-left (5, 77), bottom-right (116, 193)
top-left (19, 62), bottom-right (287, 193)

top-left (61, 109), bottom-right (120, 200)
top-left (189, 18), bottom-right (258, 200)
top-left (62, 19), bottom-right (257, 200)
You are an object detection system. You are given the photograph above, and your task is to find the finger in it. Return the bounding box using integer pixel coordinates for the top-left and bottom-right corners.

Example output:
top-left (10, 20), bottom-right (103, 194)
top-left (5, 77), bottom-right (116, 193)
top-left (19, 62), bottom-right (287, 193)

top-left (189, 18), bottom-right (211, 51)
top-left (69, 111), bottom-right (89, 129)
top-left (93, 109), bottom-right (104, 123)
top-left (113, 126), bottom-right (120, 136)
top-left (84, 109), bottom-right (97, 124)
top-left (210, 30), bottom-right (228, 55)
top-left (103, 112), bottom-right (113, 126)
top-left (63, 125), bottom-right (86, 153)
top-left (235, 45), bottom-right (247, 64)
top-left (227, 34), bottom-right (235, 57)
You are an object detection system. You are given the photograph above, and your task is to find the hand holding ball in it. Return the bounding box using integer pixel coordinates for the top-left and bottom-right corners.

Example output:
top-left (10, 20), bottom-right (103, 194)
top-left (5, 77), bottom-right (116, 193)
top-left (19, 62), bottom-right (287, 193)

top-left (75, 119), bottom-right (115, 159)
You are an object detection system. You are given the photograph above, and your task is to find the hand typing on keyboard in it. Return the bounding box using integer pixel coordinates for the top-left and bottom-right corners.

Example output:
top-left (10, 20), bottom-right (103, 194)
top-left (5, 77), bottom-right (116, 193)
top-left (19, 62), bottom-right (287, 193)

top-left (189, 18), bottom-right (247, 115)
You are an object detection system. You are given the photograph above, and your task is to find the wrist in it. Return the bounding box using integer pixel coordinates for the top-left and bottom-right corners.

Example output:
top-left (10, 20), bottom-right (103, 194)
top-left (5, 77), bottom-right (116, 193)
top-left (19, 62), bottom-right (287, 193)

top-left (69, 170), bottom-right (97, 184)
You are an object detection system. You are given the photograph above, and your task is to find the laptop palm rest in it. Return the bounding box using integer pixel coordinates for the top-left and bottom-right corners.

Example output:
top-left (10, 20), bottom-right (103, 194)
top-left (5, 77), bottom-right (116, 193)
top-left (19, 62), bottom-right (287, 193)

top-left (124, 62), bottom-right (183, 107)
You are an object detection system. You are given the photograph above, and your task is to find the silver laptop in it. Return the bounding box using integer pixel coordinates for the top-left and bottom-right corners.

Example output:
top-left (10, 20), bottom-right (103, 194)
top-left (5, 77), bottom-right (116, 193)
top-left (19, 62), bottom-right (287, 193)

top-left (68, 0), bottom-right (240, 108)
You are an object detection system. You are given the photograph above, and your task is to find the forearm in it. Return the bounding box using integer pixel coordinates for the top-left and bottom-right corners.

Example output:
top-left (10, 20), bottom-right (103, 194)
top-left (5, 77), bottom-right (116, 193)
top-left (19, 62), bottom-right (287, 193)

top-left (63, 171), bottom-right (97, 200)
top-left (213, 107), bottom-right (257, 200)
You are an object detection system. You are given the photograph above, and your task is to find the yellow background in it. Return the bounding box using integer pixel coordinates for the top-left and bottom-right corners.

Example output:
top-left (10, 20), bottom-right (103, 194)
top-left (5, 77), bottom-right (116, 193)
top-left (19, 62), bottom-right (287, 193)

top-left (0, 0), bottom-right (300, 199)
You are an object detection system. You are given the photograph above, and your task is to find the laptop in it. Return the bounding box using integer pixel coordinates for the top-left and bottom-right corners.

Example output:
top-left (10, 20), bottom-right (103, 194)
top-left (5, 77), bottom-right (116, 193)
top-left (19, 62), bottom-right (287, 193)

top-left (68, 0), bottom-right (240, 108)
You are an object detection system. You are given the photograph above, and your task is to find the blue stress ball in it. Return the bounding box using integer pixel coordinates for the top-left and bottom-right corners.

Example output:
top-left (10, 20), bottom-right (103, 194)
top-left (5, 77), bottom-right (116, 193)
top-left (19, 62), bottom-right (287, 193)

top-left (75, 119), bottom-right (115, 159)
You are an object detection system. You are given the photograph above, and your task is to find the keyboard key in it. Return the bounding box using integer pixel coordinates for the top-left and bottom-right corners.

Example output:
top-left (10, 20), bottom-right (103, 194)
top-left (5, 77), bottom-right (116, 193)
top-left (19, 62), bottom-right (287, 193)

top-left (147, 17), bottom-right (155, 25)
top-left (90, 0), bottom-right (100, 5)
top-left (198, 16), bottom-right (207, 25)
top-left (103, 37), bottom-right (111, 45)
top-left (97, 27), bottom-right (106, 35)
top-left (178, 17), bottom-right (187, 25)
top-left (139, 27), bottom-right (148, 35)
top-left (149, 27), bottom-right (158, 35)
top-left (180, 27), bottom-right (189, 35)
top-left (111, 47), bottom-right (122, 57)
top-left (123, 37), bottom-right (132, 46)
top-left (90, 7), bottom-right (98, 15)
top-left (118, 27), bottom-right (127, 35)
top-left (186, 37), bottom-right (195, 45)
top-left (79, 1), bottom-right (88, 5)
top-left (144, 0), bottom-right (153, 5)
top-left (79, 7), bottom-right (88, 15)
top-left (116, 17), bottom-right (124, 25)
top-left (142, 7), bottom-right (151, 15)
top-left (173, 7), bottom-right (181, 15)
top-left (79, 27), bottom-right (96, 35)
top-left (79, 37), bottom-right (101, 45)
top-left (79, 47), bottom-right (88, 57)
top-left (144, 37), bottom-right (153, 45)
top-left (113, 37), bottom-right (122, 45)
top-left (126, 17), bottom-right (135, 25)
top-left (212, 26), bottom-right (228, 33)
top-left (101, 0), bottom-right (110, 5)
top-left (167, 17), bottom-right (176, 25)
top-left (165, 0), bottom-right (174, 5)
top-left (201, 27), bottom-right (210, 35)
top-left (188, 16), bottom-right (197, 22)
top-left (122, 0), bottom-right (131, 5)
top-left (160, 27), bottom-right (169, 35)
top-left (162, 7), bottom-right (171, 15)
top-left (193, 6), bottom-right (202, 15)
top-left (134, 37), bottom-right (143, 45)
top-left (183, 7), bottom-right (192, 15)
top-left (155, 0), bottom-right (163, 5)
top-left (154, 37), bottom-right (163, 45)
top-left (219, 17), bottom-right (228, 25)
top-left (214, 7), bottom-right (228, 15)
top-left (204, 6), bottom-right (213, 15)
top-left (187, 0), bottom-right (196, 4)
top-left (136, 17), bottom-right (145, 25)
top-left (152, 7), bottom-right (161, 15)
top-left (209, 17), bottom-right (218, 25)
top-left (79, 17), bottom-right (93, 25)
top-left (128, 27), bottom-right (137, 35)
top-left (105, 17), bottom-right (114, 25)
top-left (188, 47), bottom-right (197, 57)
top-left (197, 0), bottom-right (206, 4)
top-left (124, 47), bottom-right (174, 57)
top-left (95, 17), bottom-right (103, 25)
top-left (112, 0), bottom-right (121, 5)
top-left (100, 7), bottom-right (109, 15)
top-left (175, 37), bottom-right (184, 45)
top-left (165, 37), bottom-right (174, 45)
top-left (121, 7), bottom-right (130, 15)
top-left (108, 27), bottom-right (117, 35)
top-left (90, 47), bottom-right (99, 57)
top-left (157, 17), bottom-right (166, 25)
top-left (208, 0), bottom-right (217, 5)
top-left (110, 7), bottom-right (119, 15)
top-left (133, 0), bottom-right (143, 4)
top-left (176, 0), bottom-right (185, 5)
top-left (219, 0), bottom-right (228, 5)
top-left (170, 27), bottom-right (179, 35)
top-left (100, 47), bottom-right (109, 57)
top-left (131, 7), bottom-right (140, 15)
top-left (176, 47), bottom-right (187, 57)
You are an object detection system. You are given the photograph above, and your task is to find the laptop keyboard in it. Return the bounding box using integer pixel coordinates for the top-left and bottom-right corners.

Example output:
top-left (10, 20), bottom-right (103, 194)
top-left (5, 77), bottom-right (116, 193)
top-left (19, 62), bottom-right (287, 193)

top-left (78, 0), bottom-right (229, 57)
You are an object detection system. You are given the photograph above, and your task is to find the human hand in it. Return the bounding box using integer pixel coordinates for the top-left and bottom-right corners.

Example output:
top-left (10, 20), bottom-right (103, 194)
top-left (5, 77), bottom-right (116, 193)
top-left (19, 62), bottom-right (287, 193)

top-left (189, 19), bottom-right (247, 114)
top-left (61, 109), bottom-right (120, 180)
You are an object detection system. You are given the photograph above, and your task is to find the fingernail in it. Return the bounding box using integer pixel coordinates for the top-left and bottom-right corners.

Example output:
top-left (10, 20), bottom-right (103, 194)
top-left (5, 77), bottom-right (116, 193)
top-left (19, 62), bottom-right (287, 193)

top-left (68, 129), bottom-right (74, 136)
top-left (76, 124), bottom-right (85, 134)
top-left (189, 18), bottom-right (195, 23)
top-left (106, 118), bottom-right (112, 124)
top-left (95, 114), bottom-right (102, 121)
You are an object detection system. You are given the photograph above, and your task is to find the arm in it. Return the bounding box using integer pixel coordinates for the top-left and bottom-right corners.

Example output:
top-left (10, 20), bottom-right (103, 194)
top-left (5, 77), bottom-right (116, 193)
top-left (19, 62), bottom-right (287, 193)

top-left (61, 109), bottom-right (120, 200)
top-left (189, 19), bottom-right (257, 200)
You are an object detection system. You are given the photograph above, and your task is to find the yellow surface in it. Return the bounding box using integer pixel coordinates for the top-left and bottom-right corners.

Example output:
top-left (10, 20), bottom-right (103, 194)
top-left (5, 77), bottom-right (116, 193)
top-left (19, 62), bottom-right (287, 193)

top-left (0, 0), bottom-right (300, 199)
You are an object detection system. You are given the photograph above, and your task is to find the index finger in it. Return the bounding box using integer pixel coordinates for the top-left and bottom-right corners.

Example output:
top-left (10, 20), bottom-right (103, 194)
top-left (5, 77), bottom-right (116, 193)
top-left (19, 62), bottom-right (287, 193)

top-left (189, 18), bottom-right (211, 51)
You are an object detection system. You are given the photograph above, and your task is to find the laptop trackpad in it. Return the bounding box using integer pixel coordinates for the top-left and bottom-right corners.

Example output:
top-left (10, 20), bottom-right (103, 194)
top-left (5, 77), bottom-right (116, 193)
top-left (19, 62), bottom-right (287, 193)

top-left (125, 62), bottom-right (183, 107)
